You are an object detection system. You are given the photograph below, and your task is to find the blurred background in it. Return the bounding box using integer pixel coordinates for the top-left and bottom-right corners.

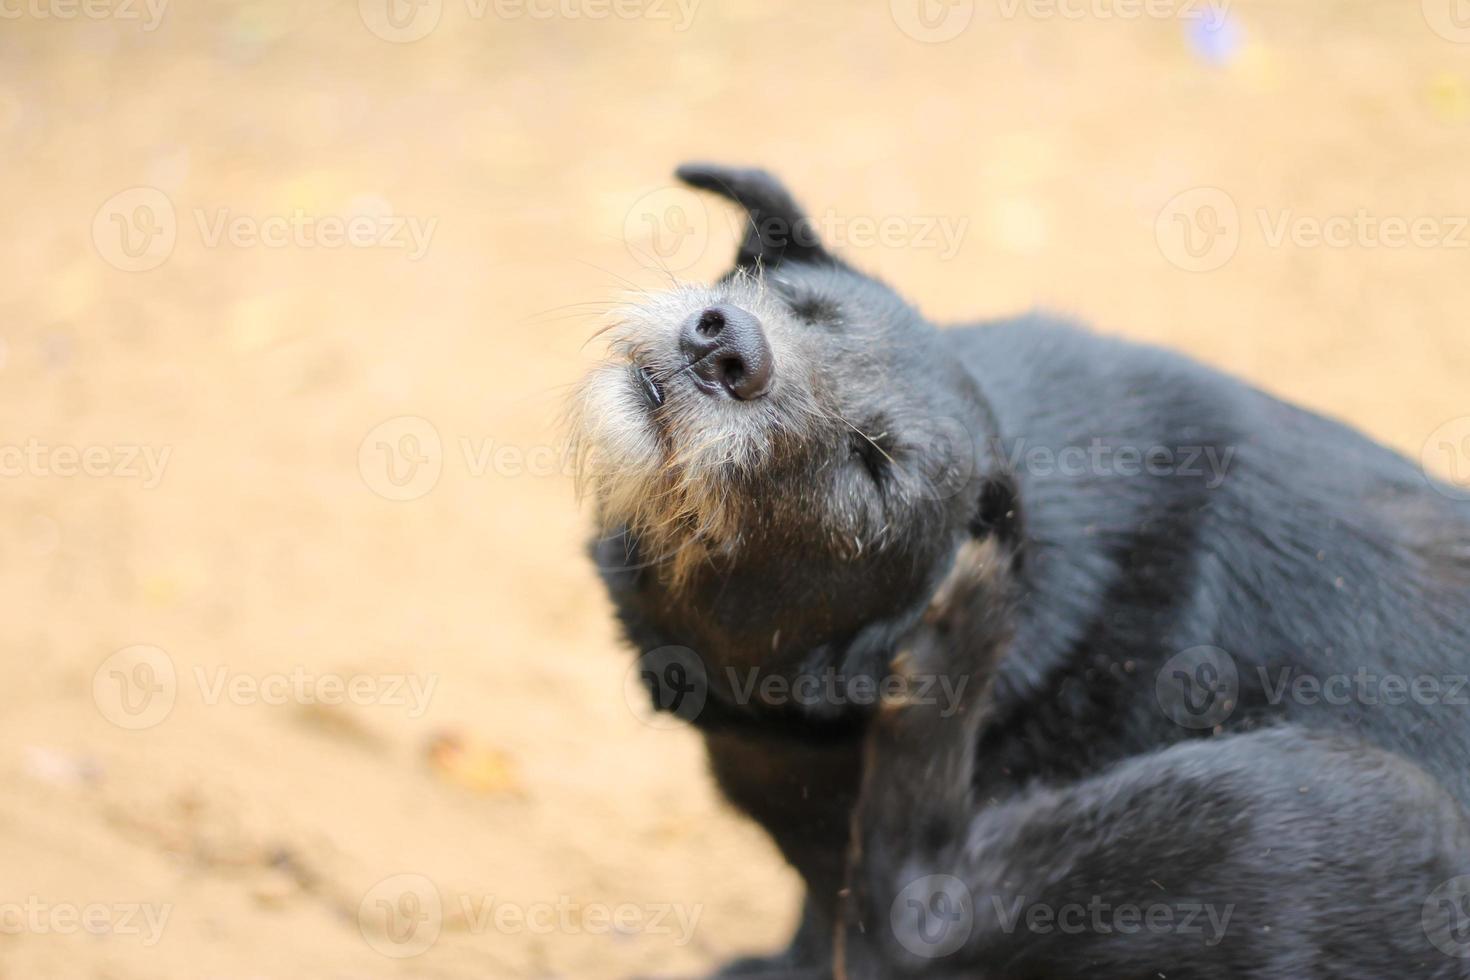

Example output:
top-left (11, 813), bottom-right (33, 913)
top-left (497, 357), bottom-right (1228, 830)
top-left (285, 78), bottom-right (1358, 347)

top-left (2, 0), bottom-right (1468, 976)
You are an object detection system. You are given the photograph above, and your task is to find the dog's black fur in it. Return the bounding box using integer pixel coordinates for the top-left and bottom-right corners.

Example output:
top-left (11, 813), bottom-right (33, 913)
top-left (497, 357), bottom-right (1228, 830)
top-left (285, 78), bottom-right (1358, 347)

top-left (582, 165), bottom-right (1470, 978)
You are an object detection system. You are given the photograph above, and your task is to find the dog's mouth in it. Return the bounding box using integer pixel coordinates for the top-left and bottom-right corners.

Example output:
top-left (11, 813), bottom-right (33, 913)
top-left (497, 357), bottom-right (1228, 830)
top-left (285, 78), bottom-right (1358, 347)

top-left (633, 363), bottom-right (666, 410)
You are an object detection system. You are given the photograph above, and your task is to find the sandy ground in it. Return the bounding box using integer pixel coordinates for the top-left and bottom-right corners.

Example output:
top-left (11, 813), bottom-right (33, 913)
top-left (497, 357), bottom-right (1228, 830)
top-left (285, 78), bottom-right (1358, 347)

top-left (1, 1), bottom-right (1468, 977)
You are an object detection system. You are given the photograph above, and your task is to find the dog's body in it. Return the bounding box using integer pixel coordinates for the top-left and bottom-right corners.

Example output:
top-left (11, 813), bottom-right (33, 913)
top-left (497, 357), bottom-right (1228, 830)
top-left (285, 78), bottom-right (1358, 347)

top-left (576, 166), bottom-right (1470, 978)
top-left (951, 313), bottom-right (1470, 805)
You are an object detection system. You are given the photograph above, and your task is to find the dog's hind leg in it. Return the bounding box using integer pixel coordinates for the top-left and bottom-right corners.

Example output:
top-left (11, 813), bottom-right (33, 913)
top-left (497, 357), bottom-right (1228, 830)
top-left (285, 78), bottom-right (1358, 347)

top-left (840, 721), bottom-right (1470, 980)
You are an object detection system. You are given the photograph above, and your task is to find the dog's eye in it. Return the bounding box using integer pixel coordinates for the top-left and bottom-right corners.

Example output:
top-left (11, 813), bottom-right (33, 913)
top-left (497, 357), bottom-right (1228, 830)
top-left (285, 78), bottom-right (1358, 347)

top-left (790, 296), bottom-right (841, 327)
top-left (848, 431), bottom-right (889, 485)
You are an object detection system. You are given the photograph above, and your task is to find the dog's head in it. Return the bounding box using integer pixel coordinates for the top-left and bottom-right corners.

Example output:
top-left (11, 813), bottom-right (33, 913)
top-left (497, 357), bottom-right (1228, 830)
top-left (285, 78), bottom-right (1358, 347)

top-left (570, 165), bottom-right (1013, 727)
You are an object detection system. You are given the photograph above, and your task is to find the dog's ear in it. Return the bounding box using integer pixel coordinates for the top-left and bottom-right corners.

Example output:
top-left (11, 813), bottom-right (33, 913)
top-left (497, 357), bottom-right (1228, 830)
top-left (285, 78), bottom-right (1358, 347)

top-left (675, 162), bottom-right (831, 270)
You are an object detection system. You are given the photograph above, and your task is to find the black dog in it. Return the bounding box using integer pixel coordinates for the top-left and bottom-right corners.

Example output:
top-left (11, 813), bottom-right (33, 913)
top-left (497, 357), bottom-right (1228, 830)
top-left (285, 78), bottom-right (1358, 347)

top-left (570, 164), bottom-right (1470, 978)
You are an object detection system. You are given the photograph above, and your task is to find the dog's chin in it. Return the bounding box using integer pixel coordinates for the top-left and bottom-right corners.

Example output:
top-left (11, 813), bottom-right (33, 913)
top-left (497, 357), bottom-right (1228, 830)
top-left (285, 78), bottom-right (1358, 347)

top-left (570, 359), bottom-right (662, 481)
top-left (569, 359), bottom-right (751, 584)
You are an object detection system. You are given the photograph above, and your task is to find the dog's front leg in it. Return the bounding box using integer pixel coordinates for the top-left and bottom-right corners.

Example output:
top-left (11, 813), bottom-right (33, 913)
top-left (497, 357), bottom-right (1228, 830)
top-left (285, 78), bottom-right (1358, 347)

top-left (835, 541), bottom-right (1010, 979)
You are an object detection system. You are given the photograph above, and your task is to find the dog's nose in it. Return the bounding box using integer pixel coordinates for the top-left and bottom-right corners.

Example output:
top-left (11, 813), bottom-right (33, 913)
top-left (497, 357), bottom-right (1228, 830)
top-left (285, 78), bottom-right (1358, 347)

top-left (677, 304), bottom-right (774, 400)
